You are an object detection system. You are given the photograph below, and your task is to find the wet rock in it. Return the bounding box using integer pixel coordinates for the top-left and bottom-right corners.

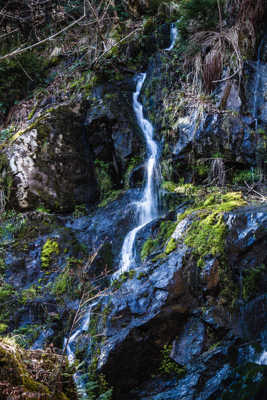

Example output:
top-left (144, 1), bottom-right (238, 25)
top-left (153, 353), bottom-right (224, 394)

top-left (6, 105), bottom-right (97, 211)
top-left (83, 204), bottom-right (267, 399)
top-left (170, 318), bottom-right (205, 366)
top-left (66, 189), bottom-right (142, 267)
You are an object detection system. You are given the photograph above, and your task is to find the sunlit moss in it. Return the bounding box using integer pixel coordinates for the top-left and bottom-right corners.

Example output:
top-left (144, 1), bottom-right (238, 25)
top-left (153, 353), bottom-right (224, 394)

top-left (41, 239), bottom-right (59, 269)
top-left (181, 191), bottom-right (247, 267)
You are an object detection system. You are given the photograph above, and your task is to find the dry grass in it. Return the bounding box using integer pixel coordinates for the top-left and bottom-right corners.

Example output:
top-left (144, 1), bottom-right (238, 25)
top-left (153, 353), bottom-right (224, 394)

top-left (186, 0), bottom-right (266, 92)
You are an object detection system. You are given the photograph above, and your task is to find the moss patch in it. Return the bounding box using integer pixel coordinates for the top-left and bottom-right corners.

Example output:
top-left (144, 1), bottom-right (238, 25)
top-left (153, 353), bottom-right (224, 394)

top-left (41, 238), bottom-right (59, 269)
top-left (0, 337), bottom-right (76, 399)
top-left (140, 220), bottom-right (177, 261)
top-left (159, 344), bottom-right (186, 377)
top-left (180, 191), bottom-right (246, 267)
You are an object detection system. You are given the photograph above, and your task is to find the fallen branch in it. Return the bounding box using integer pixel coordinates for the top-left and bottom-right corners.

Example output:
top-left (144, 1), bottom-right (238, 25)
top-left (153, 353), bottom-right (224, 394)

top-left (92, 27), bottom-right (141, 66)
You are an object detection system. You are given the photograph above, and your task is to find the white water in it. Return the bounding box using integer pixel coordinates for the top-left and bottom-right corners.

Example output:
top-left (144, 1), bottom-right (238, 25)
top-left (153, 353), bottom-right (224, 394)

top-left (256, 350), bottom-right (267, 365)
top-left (116, 24), bottom-right (178, 277)
top-left (252, 38), bottom-right (264, 131)
top-left (64, 24), bottom-right (179, 398)
top-left (165, 23), bottom-right (178, 51)
top-left (64, 301), bottom-right (97, 399)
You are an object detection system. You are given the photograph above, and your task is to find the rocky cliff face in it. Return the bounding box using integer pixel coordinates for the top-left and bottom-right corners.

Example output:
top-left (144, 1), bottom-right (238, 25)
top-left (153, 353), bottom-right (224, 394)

top-left (0, 5), bottom-right (266, 400)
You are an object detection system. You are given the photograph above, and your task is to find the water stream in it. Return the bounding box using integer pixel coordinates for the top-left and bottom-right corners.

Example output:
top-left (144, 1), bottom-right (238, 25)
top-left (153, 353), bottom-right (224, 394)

top-left (116, 23), bottom-right (178, 277)
top-left (252, 37), bottom-right (265, 132)
top-left (64, 23), bottom-right (178, 398)
top-left (64, 301), bottom-right (98, 399)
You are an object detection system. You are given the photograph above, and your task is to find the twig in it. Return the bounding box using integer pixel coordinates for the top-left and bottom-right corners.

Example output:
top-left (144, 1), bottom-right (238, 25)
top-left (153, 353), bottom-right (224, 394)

top-left (0, 28), bottom-right (19, 40)
top-left (16, 58), bottom-right (33, 81)
top-left (212, 67), bottom-right (241, 83)
top-left (92, 28), bottom-right (141, 66)
top-left (0, 0), bottom-right (87, 61)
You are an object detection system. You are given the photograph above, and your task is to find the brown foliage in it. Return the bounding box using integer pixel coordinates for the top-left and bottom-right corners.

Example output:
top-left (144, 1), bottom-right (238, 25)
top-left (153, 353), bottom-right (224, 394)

top-left (188, 0), bottom-right (266, 92)
top-left (0, 339), bottom-right (77, 400)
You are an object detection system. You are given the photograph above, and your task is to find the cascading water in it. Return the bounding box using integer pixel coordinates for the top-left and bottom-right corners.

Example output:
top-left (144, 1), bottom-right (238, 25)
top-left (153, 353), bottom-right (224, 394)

top-left (64, 301), bottom-right (98, 399)
top-left (257, 350), bottom-right (267, 365)
top-left (64, 23), bottom-right (178, 399)
top-left (116, 23), bottom-right (178, 277)
top-left (252, 38), bottom-right (265, 132)
top-left (165, 23), bottom-right (178, 52)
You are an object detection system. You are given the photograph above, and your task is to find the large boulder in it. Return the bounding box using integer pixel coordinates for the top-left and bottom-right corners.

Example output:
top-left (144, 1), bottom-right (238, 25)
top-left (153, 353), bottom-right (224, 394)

top-left (6, 105), bottom-right (97, 212)
top-left (76, 204), bottom-right (267, 399)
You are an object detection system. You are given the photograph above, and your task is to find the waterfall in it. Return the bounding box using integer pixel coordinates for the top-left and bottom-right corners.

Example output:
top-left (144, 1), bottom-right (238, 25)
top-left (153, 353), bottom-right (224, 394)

top-left (64, 301), bottom-right (98, 399)
top-left (165, 23), bottom-right (178, 52)
top-left (257, 350), bottom-right (267, 365)
top-left (64, 23), bottom-right (178, 399)
top-left (252, 38), bottom-right (265, 132)
top-left (115, 23), bottom-right (178, 277)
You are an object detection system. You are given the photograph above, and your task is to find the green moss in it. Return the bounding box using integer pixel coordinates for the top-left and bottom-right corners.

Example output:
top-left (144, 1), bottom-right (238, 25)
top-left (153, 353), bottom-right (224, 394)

top-left (161, 181), bottom-right (177, 192)
top-left (72, 204), bottom-right (87, 218)
top-left (141, 220), bottom-right (177, 261)
top-left (165, 237), bottom-right (177, 255)
top-left (0, 337), bottom-right (75, 398)
top-left (41, 238), bottom-right (59, 269)
top-left (20, 286), bottom-right (38, 305)
top-left (51, 268), bottom-right (72, 297)
top-left (162, 181), bottom-right (199, 197)
top-left (124, 156), bottom-right (142, 188)
top-left (0, 284), bottom-right (14, 301)
top-left (98, 190), bottom-right (124, 208)
top-left (141, 238), bottom-right (155, 261)
top-left (159, 345), bottom-right (186, 377)
top-left (185, 214), bottom-right (226, 267)
top-left (179, 191), bottom-right (246, 267)
top-left (0, 323), bottom-right (8, 334)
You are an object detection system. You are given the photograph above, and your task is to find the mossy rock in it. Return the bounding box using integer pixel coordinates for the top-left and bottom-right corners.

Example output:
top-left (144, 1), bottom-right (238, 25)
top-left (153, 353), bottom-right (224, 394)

top-left (0, 338), bottom-right (77, 399)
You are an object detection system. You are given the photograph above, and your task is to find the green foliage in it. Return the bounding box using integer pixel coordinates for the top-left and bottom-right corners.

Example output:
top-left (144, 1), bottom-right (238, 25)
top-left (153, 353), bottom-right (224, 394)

top-left (85, 375), bottom-right (113, 400)
top-left (233, 169), bottom-right (260, 185)
top-left (13, 324), bottom-right (41, 347)
top-left (0, 126), bottom-right (15, 142)
top-left (0, 323), bottom-right (8, 334)
top-left (0, 284), bottom-right (14, 302)
top-left (95, 160), bottom-right (114, 200)
top-left (162, 181), bottom-right (177, 192)
top-left (41, 239), bottom-right (59, 269)
top-left (179, 0), bottom-right (219, 38)
top-left (242, 265), bottom-right (266, 301)
top-left (51, 268), bottom-right (73, 297)
top-left (159, 345), bottom-right (186, 377)
top-left (0, 210), bottom-right (25, 241)
top-left (98, 190), bottom-right (124, 208)
top-left (112, 270), bottom-right (136, 288)
top-left (72, 204), bottom-right (88, 218)
top-left (20, 286), bottom-right (38, 304)
top-left (36, 205), bottom-right (50, 214)
top-left (124, 156), bottom-right (142, 188)
top-left (162, 181), bottom-right (199, 197)
top-left (0, 52), bottom-right (46, 112)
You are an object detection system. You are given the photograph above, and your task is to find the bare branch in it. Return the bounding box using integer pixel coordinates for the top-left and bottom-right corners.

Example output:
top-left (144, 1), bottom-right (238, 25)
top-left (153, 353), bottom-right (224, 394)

top-left (0, 0), bottom-right (88, 62)
top-left (92, 27), bottom-right (141, 66)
